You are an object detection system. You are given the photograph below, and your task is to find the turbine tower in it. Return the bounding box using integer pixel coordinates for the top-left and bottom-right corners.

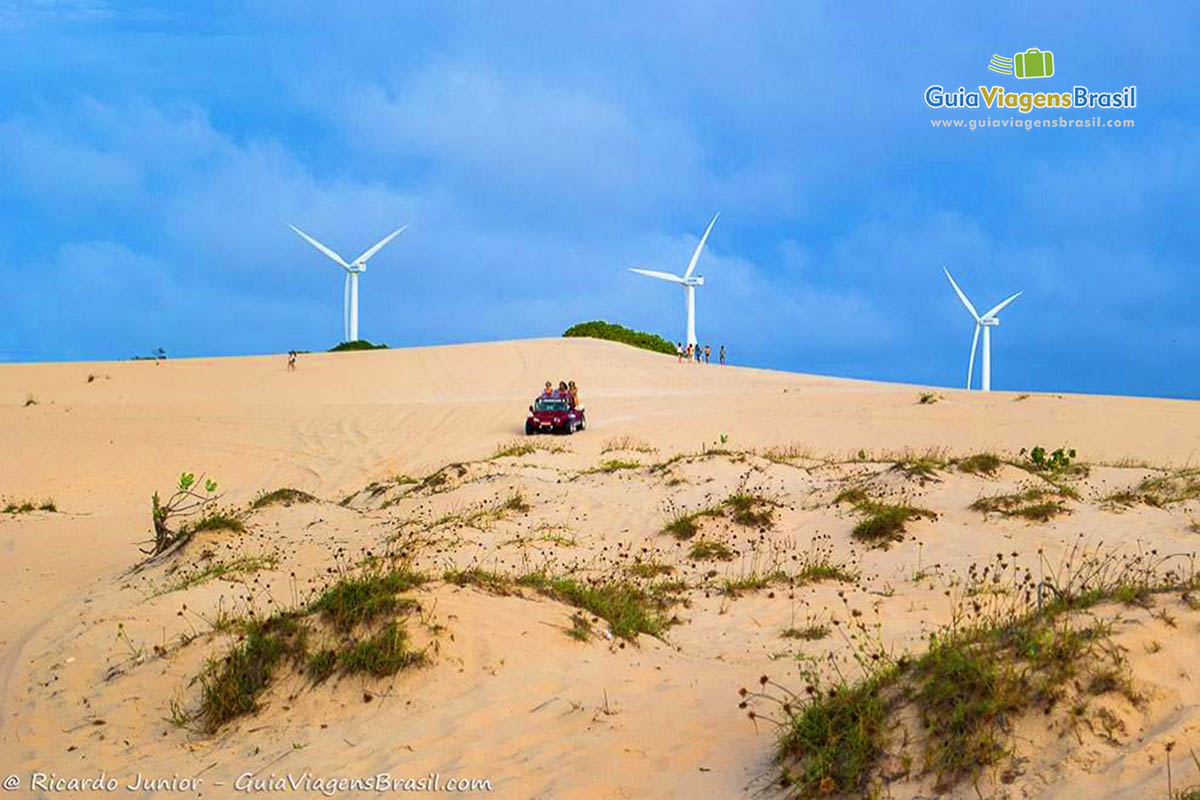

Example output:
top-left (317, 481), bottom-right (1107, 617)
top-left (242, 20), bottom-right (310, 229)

top-left (943, 268), bottom-right (1021, 392)
top-left (289, 224), bottom-right (406, 343)
top-left (628, 213), bottom-right (719, 348)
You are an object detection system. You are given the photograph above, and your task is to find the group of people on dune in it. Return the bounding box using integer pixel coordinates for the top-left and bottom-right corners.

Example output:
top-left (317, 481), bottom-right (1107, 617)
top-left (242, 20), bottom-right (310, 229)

top-left (677, 342), bottom-right (725, 365)
top-left (541, 380), bottom-right (580, 408)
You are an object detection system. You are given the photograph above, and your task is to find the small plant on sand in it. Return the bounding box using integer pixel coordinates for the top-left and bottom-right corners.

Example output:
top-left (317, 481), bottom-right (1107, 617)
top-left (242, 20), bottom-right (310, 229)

top-left (305, 648), bottom-right (338, 684)
top-left (1022, 445), bottom-right (1078, 473)
top-left (836, 488), bottom-right (936, 547)
top-left (160, 555), bottom-right (279, 594)
top-left (492, 438), bottom-right (567, 459)
top-left (338, 622), bottom-right (424, 676)
top-left (601, 435), bottom-right (656, 454)
top-left (626, 561), bottom-right (674, 579)
top-left (970, 487), bottom-right (1069, 522)
top-left (517, 573), bottom-right (674, 640)
top-left (917, 391), bottom-right (940, 405)
top-left (724, 491), bottom-right (778, 528)
top-left (142, 472), bottom-right (222, 559)
top-left (308, 564), bottom-right (426, 632)
top-left (581, 459), bottom-right (641, 475)
top-left (196, 612), bottom-right (306, 733)
top-left (188, 511), bottom-right (246, 534)
top-left (3, 498), bottom-right (56, 514)
top-left (442, 567), bottom-right (520, 596)
top-left (781, 624), bottom-right (830, 641)
top-left (660, 499), bottom-right (722, 540)
top-left (955, 453), bottom-right (1002, 476)
top-left (689, 539), bottom-right (735, 561)
top-left (23, 393), bottom-right (37, 407)
top-left (251, 487), bottom-right (316, 509)
top-left (1105, 469), bottom-right (1200, 509)
top-left (567, 612), bottom-right (594, 641)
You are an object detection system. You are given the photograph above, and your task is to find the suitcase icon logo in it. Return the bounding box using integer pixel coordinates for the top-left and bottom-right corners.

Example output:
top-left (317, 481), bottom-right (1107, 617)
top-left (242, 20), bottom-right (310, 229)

top-left (988, 48), bottom-right (1055, 79)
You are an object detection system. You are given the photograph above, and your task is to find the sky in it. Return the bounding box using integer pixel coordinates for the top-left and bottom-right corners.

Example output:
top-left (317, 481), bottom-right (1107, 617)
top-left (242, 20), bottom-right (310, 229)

top-left (0, 2), bottom-right (1197, 398)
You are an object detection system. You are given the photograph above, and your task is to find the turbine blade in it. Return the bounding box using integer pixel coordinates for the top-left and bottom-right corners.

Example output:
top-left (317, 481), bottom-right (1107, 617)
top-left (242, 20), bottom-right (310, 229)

top-left (982, 291), bottom-right (1022, 320)
top-left (290, 224), bottom-right (350, 268)
top-left (353, 225), bottom-right (408, 265)
top-left (628, 268), bottom-right (685, 284)
top-left (683, 213), bottom-right (719, 279)
top-left (967, 324), bottom-right (980, 390)
top-left (943, 268), bottom-right (980, 321)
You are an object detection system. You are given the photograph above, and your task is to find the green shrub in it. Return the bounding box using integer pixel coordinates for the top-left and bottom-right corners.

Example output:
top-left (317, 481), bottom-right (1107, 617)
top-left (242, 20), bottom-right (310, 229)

top-left (563, 320), bottom-right (677, 355)
top-left (329, 339), bottom-right (388, 352)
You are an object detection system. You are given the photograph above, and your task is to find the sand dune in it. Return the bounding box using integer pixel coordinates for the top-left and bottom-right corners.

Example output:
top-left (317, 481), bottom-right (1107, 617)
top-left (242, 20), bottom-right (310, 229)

top-left (2, 338), bottom-right (1199, 798)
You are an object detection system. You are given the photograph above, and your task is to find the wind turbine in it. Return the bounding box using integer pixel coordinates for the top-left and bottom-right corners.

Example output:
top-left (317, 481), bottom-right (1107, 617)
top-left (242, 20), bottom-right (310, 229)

top-left (943, 268), bottom-right (1022, 392)
top-left (289, 224), bottom-right (407, 343)
top-left (628, 214), bottom-right (718, 348)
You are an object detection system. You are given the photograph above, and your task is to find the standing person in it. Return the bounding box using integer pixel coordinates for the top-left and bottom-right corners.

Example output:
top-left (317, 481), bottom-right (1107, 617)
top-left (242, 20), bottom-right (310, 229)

top-left (684, 343), bottom-right (692, 363)
top-left (719, 345), bottom-right (726, 365)
top-left (677, 342), bottom-right (684, 363)
top-left (695, 344), bottom-right (702, 364)
top-left (704, 344), bottom-right (711, 363)
top-left (287, 350), bottom-right (297, 371)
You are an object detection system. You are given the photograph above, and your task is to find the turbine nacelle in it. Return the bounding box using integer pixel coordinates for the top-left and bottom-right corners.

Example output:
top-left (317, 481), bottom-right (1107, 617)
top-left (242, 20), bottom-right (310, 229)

top-left (684, 275), bottom-right (705, 287)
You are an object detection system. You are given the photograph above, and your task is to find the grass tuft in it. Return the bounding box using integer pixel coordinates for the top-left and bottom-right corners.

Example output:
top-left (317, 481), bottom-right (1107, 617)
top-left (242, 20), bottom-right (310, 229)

top-left (970, 488), bottom-right (1069, 521)
top-left (3, 498), bottom-right (57, 514)
top-left (251, 488), bottom-right (316, 509)
top-left (518, 573), bottom-right (673, 640)
top-left (308, 566), bottom-right (425, 632)
top-left (338, 622), bottom-right (424, 676)
top-left (689, 539), bottom-right (735, 561)
top-left (956, 453), bottom-right (1002, 476)
top-left (197, 613), bottom-right (305, 733)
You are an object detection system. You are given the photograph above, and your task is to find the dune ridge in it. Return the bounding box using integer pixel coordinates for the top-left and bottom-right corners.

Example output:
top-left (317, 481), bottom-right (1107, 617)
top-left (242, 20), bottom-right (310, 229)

top-left (2, 338), bottom-right (1199, 798)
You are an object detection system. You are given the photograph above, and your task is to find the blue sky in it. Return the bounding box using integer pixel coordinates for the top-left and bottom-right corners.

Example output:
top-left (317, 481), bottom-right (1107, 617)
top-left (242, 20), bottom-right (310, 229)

top-left (1, 2), bottom-right (1197, 397)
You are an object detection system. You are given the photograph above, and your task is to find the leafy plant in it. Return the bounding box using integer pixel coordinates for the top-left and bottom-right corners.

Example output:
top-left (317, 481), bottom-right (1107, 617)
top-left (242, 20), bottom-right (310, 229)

top-left (143, 472), bottom-right (222, 559)
top-left (1022, 445), bottom-right (1077, 472)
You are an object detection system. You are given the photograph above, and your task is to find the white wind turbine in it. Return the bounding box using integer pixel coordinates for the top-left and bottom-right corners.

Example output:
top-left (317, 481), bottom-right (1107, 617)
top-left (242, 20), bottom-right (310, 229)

top-left (628, 213), bottom-right (719, 348)
top-left (943, 268), bottom-right (1022, 392)
top-left (289, 224), bottom-right (407, 343)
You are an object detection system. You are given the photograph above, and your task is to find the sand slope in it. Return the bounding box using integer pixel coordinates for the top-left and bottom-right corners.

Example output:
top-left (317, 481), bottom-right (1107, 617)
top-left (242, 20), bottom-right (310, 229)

top-left (2, 338), bottom-right (1199, 798)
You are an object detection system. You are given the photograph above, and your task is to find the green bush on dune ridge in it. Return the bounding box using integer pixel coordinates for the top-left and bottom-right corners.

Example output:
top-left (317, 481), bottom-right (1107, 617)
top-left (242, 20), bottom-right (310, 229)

top-left (563, 321), bottom-right (677, 356)
top-left (329, 339), bottom-right (388, 352)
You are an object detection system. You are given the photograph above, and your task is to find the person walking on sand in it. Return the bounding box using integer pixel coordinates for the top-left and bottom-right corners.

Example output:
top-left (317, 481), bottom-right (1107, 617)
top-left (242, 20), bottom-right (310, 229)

top-left (287, 350), bottom-right (297, 371)
top-left (719, 344), bottom-right (726, 365)
top-left (695, 344), bottom-right (702, 364)
top-left (704, 344), bottom-right (711, 364)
